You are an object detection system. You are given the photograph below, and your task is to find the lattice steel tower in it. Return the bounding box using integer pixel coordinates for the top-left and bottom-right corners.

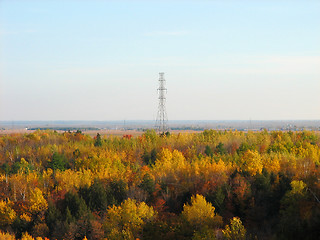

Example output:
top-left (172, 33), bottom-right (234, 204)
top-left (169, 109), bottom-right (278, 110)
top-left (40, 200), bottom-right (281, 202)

top-left (156, 72), bottom-right (168, 133)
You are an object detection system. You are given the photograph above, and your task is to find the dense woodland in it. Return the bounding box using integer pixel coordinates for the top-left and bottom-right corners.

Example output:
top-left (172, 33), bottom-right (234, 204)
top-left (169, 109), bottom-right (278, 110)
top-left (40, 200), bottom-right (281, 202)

top-left (0, 130), bottom-right (319, 240)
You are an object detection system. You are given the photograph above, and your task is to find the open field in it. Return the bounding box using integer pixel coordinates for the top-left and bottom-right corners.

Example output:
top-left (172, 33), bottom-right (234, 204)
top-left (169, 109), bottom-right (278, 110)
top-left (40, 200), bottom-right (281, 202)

top-left (1, 120), bottom-right (319, 135)
top-left (0, 128), bottom-right (203, 137)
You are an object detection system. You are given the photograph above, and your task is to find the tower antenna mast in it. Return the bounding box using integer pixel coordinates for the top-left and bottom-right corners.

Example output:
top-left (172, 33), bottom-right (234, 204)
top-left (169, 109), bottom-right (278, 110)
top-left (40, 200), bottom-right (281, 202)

top-left (156, 72), bottom-right (168, 134)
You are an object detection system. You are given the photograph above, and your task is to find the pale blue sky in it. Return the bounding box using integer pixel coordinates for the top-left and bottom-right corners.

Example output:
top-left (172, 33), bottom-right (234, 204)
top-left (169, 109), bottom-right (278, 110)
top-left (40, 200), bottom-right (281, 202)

top-left (0, 0), bottom-right (319, 121)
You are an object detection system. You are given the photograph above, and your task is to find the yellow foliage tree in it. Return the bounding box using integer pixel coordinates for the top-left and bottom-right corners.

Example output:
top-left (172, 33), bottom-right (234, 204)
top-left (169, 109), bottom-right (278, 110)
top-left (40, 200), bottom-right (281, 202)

top-left (0, 231), bottom-right (16, 240)
top-left (153, 148), bottom-right (189, 194)
top-left (182, 194), bottom-right (222, 228)
top-left (0, 200), bottom-right (16, 226)
top-left (20, 213), bottom-right (32, 222)
top-left (10, 172), bottom-right (28, 201)
top-left (154, 148), bottom-right (187, 173)
top-left (155, 149), bottom-right (188, 174)
top-left (263, 154), bottom-right (281, 174)
top-left (290, 180), bottom-right (307, 195)
top-left (54, 169), bottom-right (93, 192)
top-left (222, 217), bottom-right (246, 240)
top-left (20, 232), bottom-right (45, 240)
top-left (21, 232), bottom-right (34, 240)
top-left (41, 168), bottom-right (53, 191)
top-left (29, 188), bottom-right (48, 214)
top-left (193, 158), bottom-right (231, 191)
top-left (105, 198), bottom-right (156, 239)
top-left (239, 150), bottom-right (263, 175)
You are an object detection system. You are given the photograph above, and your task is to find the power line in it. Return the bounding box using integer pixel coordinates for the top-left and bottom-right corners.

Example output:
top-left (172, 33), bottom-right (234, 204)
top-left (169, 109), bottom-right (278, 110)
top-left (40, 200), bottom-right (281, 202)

top-left (155, 72), bottom-right (168, 133)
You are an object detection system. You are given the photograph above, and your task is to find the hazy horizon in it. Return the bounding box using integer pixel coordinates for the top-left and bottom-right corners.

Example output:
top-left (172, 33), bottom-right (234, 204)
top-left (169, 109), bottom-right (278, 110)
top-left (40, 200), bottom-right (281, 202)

top-left (1, 1), bottom-right (319, 121)
top-left (1, 119), bottom-right (320, 122)
top-left (1, 119), bottom-right (319, 131)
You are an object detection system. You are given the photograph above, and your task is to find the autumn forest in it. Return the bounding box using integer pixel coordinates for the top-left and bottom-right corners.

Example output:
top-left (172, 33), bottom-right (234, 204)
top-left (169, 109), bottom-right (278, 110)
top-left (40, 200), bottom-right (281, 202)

top-left (0, 130), bottom-right (319, 240)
